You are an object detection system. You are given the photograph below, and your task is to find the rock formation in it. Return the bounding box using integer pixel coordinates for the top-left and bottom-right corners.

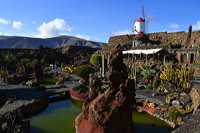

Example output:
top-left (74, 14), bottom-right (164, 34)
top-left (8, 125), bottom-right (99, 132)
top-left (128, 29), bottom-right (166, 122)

top-left (75, 44), bottom-right (136, 133)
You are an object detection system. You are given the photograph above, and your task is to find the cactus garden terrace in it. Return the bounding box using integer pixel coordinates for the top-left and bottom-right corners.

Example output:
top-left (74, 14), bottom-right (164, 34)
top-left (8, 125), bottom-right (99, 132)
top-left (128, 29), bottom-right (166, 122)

top-left (96, 41), bottom-right (200, 132)
top-left (0, 43), bottom-right (199, 132)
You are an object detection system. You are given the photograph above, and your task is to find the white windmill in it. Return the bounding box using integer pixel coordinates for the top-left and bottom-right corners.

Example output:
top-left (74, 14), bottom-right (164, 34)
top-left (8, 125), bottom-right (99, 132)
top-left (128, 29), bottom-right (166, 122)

top-left (133, 6), bottom-right (155, 34)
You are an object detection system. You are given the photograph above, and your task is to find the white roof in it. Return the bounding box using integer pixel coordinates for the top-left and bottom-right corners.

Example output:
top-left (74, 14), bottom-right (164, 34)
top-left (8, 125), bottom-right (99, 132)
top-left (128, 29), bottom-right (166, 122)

top-left (122, 48), bottom-right (163, 55)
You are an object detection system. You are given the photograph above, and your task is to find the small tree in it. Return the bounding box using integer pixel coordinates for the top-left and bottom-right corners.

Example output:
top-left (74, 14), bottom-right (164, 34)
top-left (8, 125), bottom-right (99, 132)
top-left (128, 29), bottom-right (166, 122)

top-left (90, 54), bottom-right (102, 68)
top-left (0, 52), bottom-right (16, 73)
top-left (73, 65), bottom-right (95, 81)
top-left (34, 54), bottom-right (43, 83)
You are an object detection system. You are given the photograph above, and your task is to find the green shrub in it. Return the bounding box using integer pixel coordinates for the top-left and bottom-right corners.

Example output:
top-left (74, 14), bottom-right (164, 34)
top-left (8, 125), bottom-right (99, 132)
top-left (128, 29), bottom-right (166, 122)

top-left (73, 65), bottom-right (95, 81)
top-left (168, 107), bottom-right (179, 122)
top-left (90, 54), bottom-right (102, 67)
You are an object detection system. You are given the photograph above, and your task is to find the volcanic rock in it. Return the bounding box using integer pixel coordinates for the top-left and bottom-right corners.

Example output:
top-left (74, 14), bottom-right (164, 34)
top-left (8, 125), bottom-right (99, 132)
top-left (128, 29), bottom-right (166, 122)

top-left (75, 44), bottom-right (136, 133)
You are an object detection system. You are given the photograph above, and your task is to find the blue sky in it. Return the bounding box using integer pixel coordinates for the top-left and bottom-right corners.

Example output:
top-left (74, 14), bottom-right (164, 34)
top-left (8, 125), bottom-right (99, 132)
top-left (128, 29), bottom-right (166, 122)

top-left (0, 0), bottom-right (200, 43)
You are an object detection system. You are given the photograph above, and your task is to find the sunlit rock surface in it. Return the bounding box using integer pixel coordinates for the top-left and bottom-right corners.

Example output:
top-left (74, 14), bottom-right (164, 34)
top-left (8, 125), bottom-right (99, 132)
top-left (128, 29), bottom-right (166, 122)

top-left (75, 44), bottom-right (136, 133)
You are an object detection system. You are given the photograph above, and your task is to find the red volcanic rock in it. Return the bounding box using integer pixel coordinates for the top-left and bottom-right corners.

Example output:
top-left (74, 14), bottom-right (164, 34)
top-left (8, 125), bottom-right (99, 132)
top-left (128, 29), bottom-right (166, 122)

top-left (75, 114), bottom-right (102, 133)
top-left (108, 44), bottom-right (128, 89)
top-left (70, 89), bottom-right (88, 101)
top-left (75, 44), bottom-right (136, 133)
top-left (137, 102), bottom-right (156, 115)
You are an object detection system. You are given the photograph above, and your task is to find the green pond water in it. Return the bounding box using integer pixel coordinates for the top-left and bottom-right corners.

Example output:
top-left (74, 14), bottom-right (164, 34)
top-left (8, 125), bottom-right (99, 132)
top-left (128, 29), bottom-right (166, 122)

top-left (30, 97), bottom-right (172, 133)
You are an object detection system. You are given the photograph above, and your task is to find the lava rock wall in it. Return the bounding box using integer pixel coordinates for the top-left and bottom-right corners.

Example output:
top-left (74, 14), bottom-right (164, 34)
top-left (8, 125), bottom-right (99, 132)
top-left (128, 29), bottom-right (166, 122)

top-left (107, 31), bottom-right (200, 47)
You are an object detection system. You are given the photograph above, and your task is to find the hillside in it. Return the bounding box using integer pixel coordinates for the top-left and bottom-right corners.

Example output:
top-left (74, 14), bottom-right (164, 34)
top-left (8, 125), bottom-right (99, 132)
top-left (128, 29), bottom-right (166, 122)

top-left (0, 35), bottom-right (106, 48)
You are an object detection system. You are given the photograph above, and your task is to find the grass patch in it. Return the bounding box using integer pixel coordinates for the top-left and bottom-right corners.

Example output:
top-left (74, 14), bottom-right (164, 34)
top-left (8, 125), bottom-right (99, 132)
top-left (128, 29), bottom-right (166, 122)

top-left (39, 78), bottom-right (60, 87)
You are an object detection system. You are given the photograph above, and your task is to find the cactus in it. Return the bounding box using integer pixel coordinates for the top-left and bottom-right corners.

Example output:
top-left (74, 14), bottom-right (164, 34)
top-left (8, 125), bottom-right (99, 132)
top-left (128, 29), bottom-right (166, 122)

top-left (134, 62), bottom-right (137, 81)
top-left (100, 68), bottom-right (102, 78)
top-left (101, 54), bottom-right (105, 78)
top-left (163, 55), bottom-right (166, 66)
top-left (61, 65), bottom-right (75, 73)
top-left (159, 64), bottom-right (193, 92)
top-left (152, 77), bottom-right (158, 92)
top-left (176, 104), bottom-right (194, 114)
top-left (124, 54), bottom-right (138, 81)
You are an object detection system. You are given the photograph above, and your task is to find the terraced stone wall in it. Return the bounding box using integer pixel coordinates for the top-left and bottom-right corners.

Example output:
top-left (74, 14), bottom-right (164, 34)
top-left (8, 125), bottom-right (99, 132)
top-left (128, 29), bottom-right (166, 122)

top-left (107, 31), bottom-right (200, 47)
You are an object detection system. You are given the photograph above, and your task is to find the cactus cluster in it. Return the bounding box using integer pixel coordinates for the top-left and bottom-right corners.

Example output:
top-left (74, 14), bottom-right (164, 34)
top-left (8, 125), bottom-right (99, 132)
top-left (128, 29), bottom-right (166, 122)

top-left (159, 63), bottom-right (194, 92)
top-left (61, 65), bottom-right (75, 73)
top-left (176, 104), bottom-right (194, 114)
top-left (124, 54), bottom-right (137, 80)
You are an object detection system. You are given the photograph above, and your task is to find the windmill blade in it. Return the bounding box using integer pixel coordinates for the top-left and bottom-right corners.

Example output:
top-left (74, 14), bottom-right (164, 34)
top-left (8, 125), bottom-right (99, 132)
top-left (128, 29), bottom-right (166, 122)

top-left (145, 22), bottom-right (149, 34)
top-left (146, 16), bottom-right (156, 33)
top-left (141, 6), bottom-right (146, 21)
top-left (147, 16), bottom-right (156, 23)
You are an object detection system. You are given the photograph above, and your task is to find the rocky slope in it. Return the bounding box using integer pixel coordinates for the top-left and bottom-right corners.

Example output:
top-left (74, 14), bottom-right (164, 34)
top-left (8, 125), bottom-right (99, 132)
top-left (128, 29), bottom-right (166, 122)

top-left (0, 35), bottom-right (106, 48)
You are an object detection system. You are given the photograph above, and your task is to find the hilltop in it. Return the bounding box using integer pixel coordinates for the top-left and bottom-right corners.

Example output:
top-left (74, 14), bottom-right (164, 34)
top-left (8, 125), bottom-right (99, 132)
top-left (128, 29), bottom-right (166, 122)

top-left (0, 35), bottom-right (106, 48)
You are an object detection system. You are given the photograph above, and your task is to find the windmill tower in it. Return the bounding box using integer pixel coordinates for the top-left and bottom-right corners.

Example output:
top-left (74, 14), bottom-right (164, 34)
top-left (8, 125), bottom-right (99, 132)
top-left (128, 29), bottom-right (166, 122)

top-left (133, 6), bottom-right (155, 34)
top-left (133, 6), bottom-right (146, 34)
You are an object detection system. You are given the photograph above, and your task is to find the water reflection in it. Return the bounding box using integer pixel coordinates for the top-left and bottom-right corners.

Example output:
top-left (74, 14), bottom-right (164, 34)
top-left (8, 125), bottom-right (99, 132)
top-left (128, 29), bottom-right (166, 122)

top-left (30, 97), bottom-right (172, 133)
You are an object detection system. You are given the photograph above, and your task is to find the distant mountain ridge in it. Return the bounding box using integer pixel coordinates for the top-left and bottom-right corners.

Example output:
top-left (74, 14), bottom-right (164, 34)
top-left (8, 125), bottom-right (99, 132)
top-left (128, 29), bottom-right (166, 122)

top-left (0, 35), bottom-right (106, 48)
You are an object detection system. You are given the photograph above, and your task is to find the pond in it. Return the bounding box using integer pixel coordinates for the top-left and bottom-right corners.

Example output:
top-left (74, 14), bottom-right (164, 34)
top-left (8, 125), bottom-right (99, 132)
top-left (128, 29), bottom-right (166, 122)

top-left (29, 97), bottom-right (172, 133)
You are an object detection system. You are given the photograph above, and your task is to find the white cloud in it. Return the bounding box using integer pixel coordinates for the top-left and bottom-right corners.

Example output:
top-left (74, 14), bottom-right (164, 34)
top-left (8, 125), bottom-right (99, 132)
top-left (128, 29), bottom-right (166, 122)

top-left (112, 30), bottom-right (132, 36)
top-left (12, 21), bottom-right (23, 30)
top-left (0, 32), bottom-right (12, 36)
top-left (32, 21), bottom-right (36, 24)
top-left (168, 24), bottom-right (180, 29)
top-left (0, 32), bottom-right (27, 37)
top-left (76, 34), bottom-right (90, 40)
top-left (192, 21), bottom-right (200, 31)
top-left (36, 18), bottom-right (73, 38)
top-left (60, 33), bottom-right (69, 36)
top-left (0, 18), bottom-right (9, 25)
top-left (168, 23), bottom-right (185, 29)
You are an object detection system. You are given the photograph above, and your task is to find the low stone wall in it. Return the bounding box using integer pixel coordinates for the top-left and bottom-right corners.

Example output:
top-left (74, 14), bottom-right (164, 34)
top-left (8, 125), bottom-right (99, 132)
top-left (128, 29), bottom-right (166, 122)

top-left (108, 35), bottom-right (133, 46)
top-left (107, 31), bottom-right (200, 47)
top-left (0, 96), bottom-right (49, 133)
top-left (20, 96), bottom-right (49, 115)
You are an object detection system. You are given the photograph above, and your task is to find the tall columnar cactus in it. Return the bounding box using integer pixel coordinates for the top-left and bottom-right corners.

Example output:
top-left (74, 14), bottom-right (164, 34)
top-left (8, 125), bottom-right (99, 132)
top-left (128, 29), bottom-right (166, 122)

top-left (164, 55), bottom-right (166, 66)
top-left (127, 54), bottom-right (130, 67)
top-left (124, 54), bottom-right (137, 81)
top-left (159, 64), bottom-right (194, 92)
top-left (101, 54), bottom-right (105, 78)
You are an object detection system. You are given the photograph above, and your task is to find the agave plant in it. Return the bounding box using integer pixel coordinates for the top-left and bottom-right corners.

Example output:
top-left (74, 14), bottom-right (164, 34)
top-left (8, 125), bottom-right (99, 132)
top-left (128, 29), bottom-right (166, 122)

top-left (140, 62), bottom-right (156, 80)
top-left (141, 69), bottom-right (156, 80)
